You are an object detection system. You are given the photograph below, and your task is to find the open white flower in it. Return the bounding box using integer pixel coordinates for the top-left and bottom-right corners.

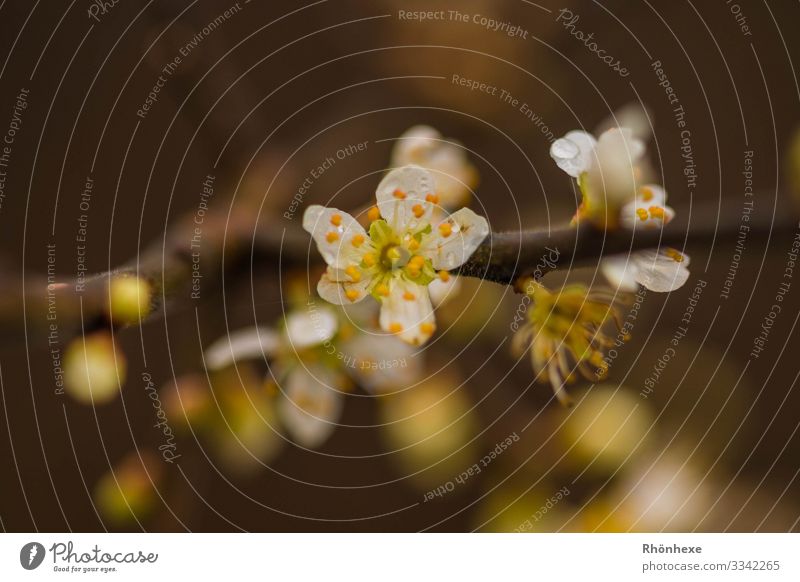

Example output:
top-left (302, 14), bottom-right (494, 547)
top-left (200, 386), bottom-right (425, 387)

top-left (304, 165), bottom-right (489, 346)
top-left (602, 249), bottom-right (690, 293)
top-left (391, 126), bottom-right (478, 210)
top-left (205, 307), bottom-right (346, 449)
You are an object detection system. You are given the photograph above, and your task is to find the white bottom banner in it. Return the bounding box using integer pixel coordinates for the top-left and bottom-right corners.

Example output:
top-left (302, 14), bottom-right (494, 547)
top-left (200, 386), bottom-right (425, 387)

top-left (0, 533), bottom-right (797, 580)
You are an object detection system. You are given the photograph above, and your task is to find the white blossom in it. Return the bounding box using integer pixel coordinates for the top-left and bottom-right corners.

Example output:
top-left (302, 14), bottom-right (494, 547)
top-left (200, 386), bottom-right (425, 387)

top-left (303, 165), bottom-right (489, 346)
top-left (551, 111), bottom-right (690, 293)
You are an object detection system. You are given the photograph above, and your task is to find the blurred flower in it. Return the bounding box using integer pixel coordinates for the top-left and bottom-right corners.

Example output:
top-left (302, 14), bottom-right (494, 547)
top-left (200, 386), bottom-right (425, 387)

top-left (474, 487), bottom-right (569, 533)
top-left (512, 282), bottom-right (626, 405)
top-left (95, 452), bottom-right (162, 525)
top-left (205, 307), bottom-right (346, 449)
top-left (63, 332), bottom-right (127, 404)
top-left (379, 372), bottom-right (478, 489)
top-left (561, 385), bottom-right (652, 472)
top-left (607, 445), bottom-right (712, 531)
top-left (205, 303), bottom-right (422, 448)
top-left (390, 125), bottom-right (478, 209)
top-left (303, 165), bottom-right (489, 345)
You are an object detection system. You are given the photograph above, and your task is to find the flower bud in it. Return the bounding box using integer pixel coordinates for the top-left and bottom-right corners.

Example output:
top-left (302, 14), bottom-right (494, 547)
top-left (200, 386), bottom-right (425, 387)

top-left (64, 332), bottom-right (127, 404)
top-left (108, 276), bottom-right (152, 325)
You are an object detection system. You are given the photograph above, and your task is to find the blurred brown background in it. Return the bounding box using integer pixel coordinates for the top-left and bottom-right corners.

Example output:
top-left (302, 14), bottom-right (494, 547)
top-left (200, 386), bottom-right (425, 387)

top-left (1, 0), bottom-right (799, 532)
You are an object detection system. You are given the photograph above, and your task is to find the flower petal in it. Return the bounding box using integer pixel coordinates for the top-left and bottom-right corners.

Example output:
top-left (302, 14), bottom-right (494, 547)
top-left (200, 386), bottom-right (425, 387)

top-left (601, 255), bottom-right (641, 292)
top-left (595, 103), bottom-right (652, 142)
top-left (279, 366), bottom-right (344, 448)
top-left (204, 327), bottom-right (280, 369)
top-left (379, 280), bottom-right (436, 346)
top-left (422, 208), bottom-right (489, 270)
top-left (316, 267), bottom-right (371, 306)
top-left (588, 128), bottom-right (646, 207)
top-left (284, 306), bottom-right (338, 349)
top-left (302, 205), bottom-right (367, 268)
top-left (391, 126), bottom-right (477, 210)
top-left (634, 249), bottom-right (690, 292)
top-left (550, 130), bottom-right (597, 177)
top-left (427, 275), bottom-right (462, 307)
top-left (376, 165), bottom-right (437, 231)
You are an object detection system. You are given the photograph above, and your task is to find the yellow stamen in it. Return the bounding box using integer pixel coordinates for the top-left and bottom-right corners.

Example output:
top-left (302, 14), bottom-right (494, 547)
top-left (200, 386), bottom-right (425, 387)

top-left (408, 238), bottom-right (420, 251)
top-left (403, 291), bottom-right (416, 301)
top-left (438, 223), bottom-right (453, 238)
top-left (641, 187), bottom-right (654, 202)
top-left (420, 322), bottom-right (435, 335)
top-left (389, 322), bottom-right (403, 333)
top-left (393, 189), bottom-right (406, 199)
top-left (367, 206), bottom-right (381, 222)
top-left (665, 249), bottom-right (685, 263)
top-left (330, 213), bottom-right (342, 227)
top-left (345, 289), bottom-right (360, 302)
top-left (425, 193), bottom-right (439, 204)
top-left (362, 252), bottom-right (376, 267)
top-left (345, 265), bottom-right (361, 282)
top-left (438, 270), bottom-right (450, 282)
top-left (326, 231), bottom-right (339, 243)
top-left (636, 208), bottom-right (649, 221)
top-left (412, 204), bottom-right (424, 218)
top-left (409, 255), bottom-right (425, 268)
top-left (376, 284), bottom-right (390, 297)
top-left (351, 234), bottom-right (365, 247)
top-left (648, 206), bottom-right (666, 220)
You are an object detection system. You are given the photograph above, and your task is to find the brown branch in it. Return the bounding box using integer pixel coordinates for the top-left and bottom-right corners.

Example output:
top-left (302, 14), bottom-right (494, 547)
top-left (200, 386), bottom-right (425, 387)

top-left (9, 197), bottom-right (798, 347)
